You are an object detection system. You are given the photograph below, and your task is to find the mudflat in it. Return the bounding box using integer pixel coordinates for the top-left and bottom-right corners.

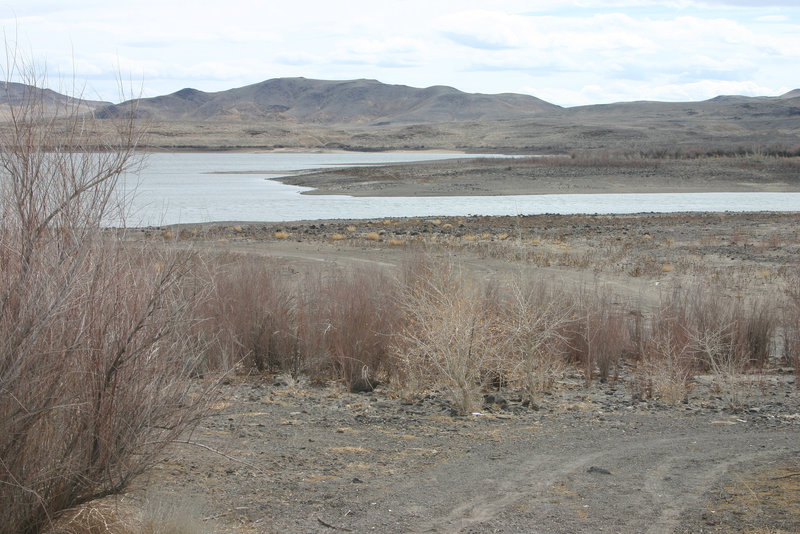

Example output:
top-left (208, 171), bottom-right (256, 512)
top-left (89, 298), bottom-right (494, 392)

top-left (278, 155), bottom-right (800, 196)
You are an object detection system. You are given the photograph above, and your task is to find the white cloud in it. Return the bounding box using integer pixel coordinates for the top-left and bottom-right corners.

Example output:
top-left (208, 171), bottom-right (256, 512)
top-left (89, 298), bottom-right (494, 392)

top-left (3, 0), bottom-right (799, 106)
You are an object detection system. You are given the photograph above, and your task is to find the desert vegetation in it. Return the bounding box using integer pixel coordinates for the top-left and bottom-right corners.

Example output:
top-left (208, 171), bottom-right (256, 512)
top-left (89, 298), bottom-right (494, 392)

top-left (183, 246), bottom-right (796, 416)
top-left (0, 60), bottom-right (216, 533)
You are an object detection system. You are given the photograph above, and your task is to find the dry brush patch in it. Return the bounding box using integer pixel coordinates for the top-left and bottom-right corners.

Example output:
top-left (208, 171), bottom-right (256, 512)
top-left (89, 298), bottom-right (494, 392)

top-left (0, 60), bottom-right (215, 534)
top-left (394, 255), bottom-right (501, 414)
top-left (190, 246), bottom-right (792, 414)
top-left (499, 279), bottom-right (572, 401)
top-left (198, 255), bottom-right (399, 389)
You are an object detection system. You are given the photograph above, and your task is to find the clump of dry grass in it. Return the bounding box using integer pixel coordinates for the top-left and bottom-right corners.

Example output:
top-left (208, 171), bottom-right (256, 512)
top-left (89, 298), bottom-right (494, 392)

top-left (45, 494), bottom-right (212, 534)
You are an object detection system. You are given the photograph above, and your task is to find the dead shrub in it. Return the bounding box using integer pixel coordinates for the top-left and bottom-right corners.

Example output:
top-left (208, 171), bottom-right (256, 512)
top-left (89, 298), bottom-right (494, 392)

top-left (740, 298), bottom-right (775, 369)
top-left (0, 60), bottom-right (212, 533)
top-left (786, 288), bottom-right (800, 388)
top-left (500, 278), bottom-right (571, 400)
top-left (202, 256), bottom-right (299, 373)
top-left (318, 267), bottom-right (399, 388)
top-left (687, 289), bottom-right (774, 409)
top-left (395, 255), bottom-right (500, 413)
top-left (568, 288), bottom-right (629, 384)
top-left (636, 300), bottom-right (696, 404)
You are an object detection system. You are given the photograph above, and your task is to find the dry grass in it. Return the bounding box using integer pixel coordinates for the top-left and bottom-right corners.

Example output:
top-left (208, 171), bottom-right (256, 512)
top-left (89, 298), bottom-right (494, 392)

top-left (45, 494), bottom-right (212, 534)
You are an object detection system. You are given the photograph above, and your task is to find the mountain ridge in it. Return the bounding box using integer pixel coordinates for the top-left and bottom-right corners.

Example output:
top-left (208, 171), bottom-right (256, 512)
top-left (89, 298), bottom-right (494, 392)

top-left (2, 79), bottom-right (798, 153)
top-left (2, 77), bottom-right (798, 126)
top-left (96, 77), bottom-right (561, 124)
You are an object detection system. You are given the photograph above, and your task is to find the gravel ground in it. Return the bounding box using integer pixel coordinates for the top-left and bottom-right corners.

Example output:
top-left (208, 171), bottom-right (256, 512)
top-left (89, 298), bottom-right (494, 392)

top-left (131, 371), bottom-right (799, 534)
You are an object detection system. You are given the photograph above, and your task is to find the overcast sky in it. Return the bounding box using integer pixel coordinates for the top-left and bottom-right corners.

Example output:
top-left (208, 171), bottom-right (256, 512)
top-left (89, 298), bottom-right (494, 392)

top-left (3, 0), bottom-right (798, 107)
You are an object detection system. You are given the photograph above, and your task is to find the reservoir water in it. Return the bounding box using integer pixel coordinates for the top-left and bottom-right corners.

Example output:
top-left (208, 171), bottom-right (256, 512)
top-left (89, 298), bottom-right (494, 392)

top-left (121, 152), bottom-right (800, 226)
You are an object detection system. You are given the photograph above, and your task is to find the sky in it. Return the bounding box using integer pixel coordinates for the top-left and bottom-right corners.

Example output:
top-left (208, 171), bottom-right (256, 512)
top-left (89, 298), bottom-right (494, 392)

top-left (2, 0), bottom-right (799, 107)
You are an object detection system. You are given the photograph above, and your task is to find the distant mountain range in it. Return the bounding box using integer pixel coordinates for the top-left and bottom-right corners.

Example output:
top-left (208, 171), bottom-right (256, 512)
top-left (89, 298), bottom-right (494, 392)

top-left (0, 82), bottom-right (110, 119)
top-left (2, 78), bottom-right (798, 153)
top-left (95, 77), bottom-right (560, 124)
top-left (2, 77), bottom-right (798, 127)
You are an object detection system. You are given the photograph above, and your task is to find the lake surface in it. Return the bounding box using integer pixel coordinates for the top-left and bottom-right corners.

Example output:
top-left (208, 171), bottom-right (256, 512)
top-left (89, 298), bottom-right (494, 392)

top-left (120, 152), bottom-right (800, 226)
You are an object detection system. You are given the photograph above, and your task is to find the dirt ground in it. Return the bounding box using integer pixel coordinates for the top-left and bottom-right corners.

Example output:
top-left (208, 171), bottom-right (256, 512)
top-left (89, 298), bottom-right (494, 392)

top-left (117, 209), bottom-right (800, 534)
top-left (129, 371), bottom-right (798, 534)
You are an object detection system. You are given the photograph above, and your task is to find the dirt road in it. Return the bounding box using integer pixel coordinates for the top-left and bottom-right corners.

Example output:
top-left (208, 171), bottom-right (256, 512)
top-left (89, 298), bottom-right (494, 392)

top-left (136, 376), bottom-right (798, 533)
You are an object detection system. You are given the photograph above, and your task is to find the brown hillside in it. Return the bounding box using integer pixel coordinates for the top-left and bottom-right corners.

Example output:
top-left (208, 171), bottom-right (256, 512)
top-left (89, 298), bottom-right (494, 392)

top-left (96, 77), bottom-right (560, 124)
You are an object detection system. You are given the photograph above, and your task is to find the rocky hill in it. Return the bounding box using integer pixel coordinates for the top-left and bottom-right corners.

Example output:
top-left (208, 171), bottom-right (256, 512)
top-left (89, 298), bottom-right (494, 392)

top-left (2, 79), bottom-right (798, 152)
top-left (0, 82), bottom-right (110, 120)
top-left (95, 77), bottom-right (560, 124)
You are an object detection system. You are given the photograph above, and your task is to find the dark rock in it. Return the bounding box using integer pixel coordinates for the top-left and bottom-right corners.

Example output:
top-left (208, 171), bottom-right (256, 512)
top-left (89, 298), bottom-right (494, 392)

top-left (587, 466), bottom-right (612, 475)
top-left (350, 377), bottom-right (380, 393)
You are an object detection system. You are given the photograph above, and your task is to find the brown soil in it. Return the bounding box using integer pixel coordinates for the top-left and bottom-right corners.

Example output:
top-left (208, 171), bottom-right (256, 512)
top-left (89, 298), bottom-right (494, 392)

top-left (116, 211), bottom-right (800, 533)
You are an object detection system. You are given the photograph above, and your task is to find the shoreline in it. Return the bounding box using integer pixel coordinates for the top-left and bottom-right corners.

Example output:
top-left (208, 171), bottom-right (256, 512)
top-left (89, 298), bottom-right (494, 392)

top-left (277, 155), bottom-right (800, 197)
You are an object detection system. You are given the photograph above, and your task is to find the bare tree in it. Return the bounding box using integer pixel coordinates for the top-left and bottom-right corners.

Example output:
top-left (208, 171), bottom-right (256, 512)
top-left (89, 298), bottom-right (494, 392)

top-left (0, 53), bottom-right (212, 533)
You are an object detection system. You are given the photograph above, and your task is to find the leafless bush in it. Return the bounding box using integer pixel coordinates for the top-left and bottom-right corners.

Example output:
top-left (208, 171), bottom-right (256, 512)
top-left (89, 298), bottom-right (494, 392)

top-left (500, 278), bottom-right (571, 400)
top-left (199, 257), bottom-right (398, 388)
top-left (567, 288), bottom-right (629, 384)
top-left (0, 58), bottom-right (212, 533)
top-left (691, 317), bottom-right (747, 411)
top-left (740, 298), bottom-right (775, 369)
top-left (687, 290), bottom-right (777, 409)
top-left (201, 256), bottom-right (299, 373)
top-left (316, 267), bottom-right (399, 388)
top-left (395, 255), bottom-right (500, 413)
top-left (634, 292), bottom-right (696, 404)
top-left (782, 278), bottom-right (800, 388)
